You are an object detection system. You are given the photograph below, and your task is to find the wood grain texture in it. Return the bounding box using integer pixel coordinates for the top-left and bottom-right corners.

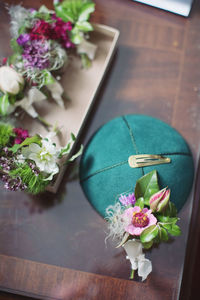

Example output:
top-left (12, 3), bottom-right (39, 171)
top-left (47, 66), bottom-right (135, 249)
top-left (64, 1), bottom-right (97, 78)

top-left (0, 0), bottom-right (200, 299)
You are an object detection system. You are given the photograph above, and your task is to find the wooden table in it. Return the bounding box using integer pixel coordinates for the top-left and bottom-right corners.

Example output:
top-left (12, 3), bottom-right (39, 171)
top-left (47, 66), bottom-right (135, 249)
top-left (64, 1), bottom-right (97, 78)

top-left (0, 0), bottom-right (200, 299)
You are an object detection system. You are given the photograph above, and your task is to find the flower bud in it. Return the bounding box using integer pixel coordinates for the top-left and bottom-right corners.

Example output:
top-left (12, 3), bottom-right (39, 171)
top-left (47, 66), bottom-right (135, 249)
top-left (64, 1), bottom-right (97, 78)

top-left (149, 188), bottom-right (170, 212)
top-left (0, 66), bottom-right (24, 95)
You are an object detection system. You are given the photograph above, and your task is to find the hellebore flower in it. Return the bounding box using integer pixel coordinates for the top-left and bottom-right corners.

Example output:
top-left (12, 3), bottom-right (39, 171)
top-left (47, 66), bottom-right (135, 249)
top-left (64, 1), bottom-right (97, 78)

top-left (21, 139), bottom-right (59, 178)
top-left (122, 206), bottom-right (157, 236)
top-left (149, 187), bottom-right (170, 212)
top-left (0, 66), bottom-right (24, 95)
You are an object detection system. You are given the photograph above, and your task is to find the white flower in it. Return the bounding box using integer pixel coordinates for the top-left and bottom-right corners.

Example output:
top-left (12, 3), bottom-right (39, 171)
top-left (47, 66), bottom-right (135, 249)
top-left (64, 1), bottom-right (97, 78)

top-left (16, 154), bottom-right (25, 164)
top-left (0, 66), bottom-right (24, 95)
top-left (47, 79), bottom-right (64, 108)
top-left (123, 239), bottom-right (152, 281)
top-left (15, 87), bottom-right (46, 118)
top-left (77, 38), bottom-right (97, 60)
top-left (21, 140), bottom-right (59, 180)
top-left (21, 131), bottom-right (82, 182)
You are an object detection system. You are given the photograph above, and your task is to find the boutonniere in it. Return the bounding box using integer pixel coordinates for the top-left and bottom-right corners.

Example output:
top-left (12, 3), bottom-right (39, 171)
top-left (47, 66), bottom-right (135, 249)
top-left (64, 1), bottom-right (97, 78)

top-left (105, 170), bottom-right (181, 281)
top-left (0, 122), bottom-right (82, 194)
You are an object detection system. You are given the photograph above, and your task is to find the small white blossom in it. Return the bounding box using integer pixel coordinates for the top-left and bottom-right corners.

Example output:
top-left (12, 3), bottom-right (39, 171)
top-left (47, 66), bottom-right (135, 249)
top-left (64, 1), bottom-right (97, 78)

top-left (77, 38), bottom-right (97, 60)
top-left (22, 140), bottom-right (59, 180)
top-left (0, 66), bottom-right (24, 95)
top-left (15, 88), bottom-right (46, 118)
top-left (123, 239), bottom-right (152, 281)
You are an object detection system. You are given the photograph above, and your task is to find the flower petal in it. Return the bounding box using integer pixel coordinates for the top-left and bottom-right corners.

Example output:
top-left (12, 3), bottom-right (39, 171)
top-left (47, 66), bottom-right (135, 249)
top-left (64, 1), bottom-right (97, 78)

top-left (123, 239), bottom-right (143, 260)
top-left (137, 254), bottom-right (152, 281)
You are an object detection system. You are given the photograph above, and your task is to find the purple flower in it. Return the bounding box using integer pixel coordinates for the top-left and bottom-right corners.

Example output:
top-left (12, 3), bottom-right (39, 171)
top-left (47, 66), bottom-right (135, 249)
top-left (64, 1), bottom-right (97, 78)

top-left (17, 34), bottom-right (31, 46)
top-left (22, 40), bottom-right (50, 70)
top-left (119, 192), bottom-right (136, 206)
top-left (2, 174), bottom-right (27, 192)
top-left (29, 8), bottom-right (36, 13)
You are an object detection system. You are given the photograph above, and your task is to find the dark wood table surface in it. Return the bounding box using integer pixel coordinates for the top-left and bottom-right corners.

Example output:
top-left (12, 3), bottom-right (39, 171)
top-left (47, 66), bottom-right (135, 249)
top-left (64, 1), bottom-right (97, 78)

top-left (0, 0), bottom-right (200, 299)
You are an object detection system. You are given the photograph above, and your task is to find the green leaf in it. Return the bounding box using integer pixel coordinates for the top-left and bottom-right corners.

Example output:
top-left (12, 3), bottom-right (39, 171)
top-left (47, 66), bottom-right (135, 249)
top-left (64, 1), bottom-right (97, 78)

top-left (161, 223), bottom-right (172, 231)
top-left (142, 240), bottom-right (153, 249)
top-left (0, 94), bottom-right (11, 116)
top-left (7, 53), bottom-right (19, 65)
top-left (10, 39), bottom-right (22, 54)
top-left (70, 30), bottom-right (83, 44)
top-left (55, 5), bottom-right (75, 23)
top-left (140, 225), bottom-right (159, 243)
top-left (135, 197), bottom-right (144, 209)
top-left (41, 70), bottom-right (55, 86)
top-left (168, 224), bottom-right (181, 236)
top-left (157, 215), bottom-right (178, 224)
top-left (135, 170), bottom-right (160, 205)
top-left (162, 201), bottom-right (177, 217)
top-left (18, 26), bottom-right (27, 35)
top-left (78, 3), bottom-right (95, 22)
top-left (153, 234), bottom-right (161, 243)
top-left (160, 227), bottom-right (169, 242)
top-left (9, 135), bottom-right (42, 153)
top-left (9, 95), bottom-right (16, 105)
top-left (71, 133), bottom-right (76, 141)
top-left (68, 144), bottom-right (83, 162)
top-left (80, 53), bottom-right (92, 68)
top-left (76, 21), bottom-right (93, 32)
top-left (38, 5), bottom-right (52, 14)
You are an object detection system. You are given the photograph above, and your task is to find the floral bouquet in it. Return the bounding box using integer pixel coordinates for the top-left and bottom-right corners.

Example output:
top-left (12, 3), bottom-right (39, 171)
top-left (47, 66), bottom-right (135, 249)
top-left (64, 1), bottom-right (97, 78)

top-left (0, 122), bottom-right (82, 193)
top-left (0, 0), bottom-right (98, 192)
top-left (0, 0), bottom-right (96, 120)
top-left (106, 170), bottom-right (181, 281)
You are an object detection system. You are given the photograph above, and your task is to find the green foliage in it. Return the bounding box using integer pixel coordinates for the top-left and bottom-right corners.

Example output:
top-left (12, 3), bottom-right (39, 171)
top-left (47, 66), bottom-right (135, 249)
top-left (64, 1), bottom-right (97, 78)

top-left (54, 0), bottom-right (94, 23)
top-left (135, 170), bottom-right (160, 206)
top-left (10, 39), bottom-right (23, 54)
top-left (9, 135), bottom-right (42, 154)
top-left (9, 162), bottom-right (50, 195)
top-left (80, 53), bottom-right (92, 68)
top-left (0, 123), bottom-right (14, 148)
top-left (140, 225), bottom-right (159, 243)
top-left (0, 94), bottom-right (13, 116)
top-left (134, 170), bottom-right (181, 248)
top-left (162, 201), bottom-right (177, 217)
top-left (31, 5), bottom-right (53, 21)
top-left (142, 240), bottom-right (153, 249)
top-left (135, 197), bottom-right (144, 209)
top-left (54, 0), bottom-right (95, 45)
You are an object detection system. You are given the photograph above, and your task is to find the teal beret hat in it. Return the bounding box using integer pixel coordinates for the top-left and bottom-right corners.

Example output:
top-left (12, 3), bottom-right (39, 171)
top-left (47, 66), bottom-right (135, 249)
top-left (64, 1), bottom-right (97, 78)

top-left (80, 115), bottom-right (194, 217)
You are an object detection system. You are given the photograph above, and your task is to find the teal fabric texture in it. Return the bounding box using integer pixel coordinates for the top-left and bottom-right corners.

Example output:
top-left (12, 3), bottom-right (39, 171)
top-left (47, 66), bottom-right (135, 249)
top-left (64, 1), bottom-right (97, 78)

top-left (80, 115), bottom-right (194, 217)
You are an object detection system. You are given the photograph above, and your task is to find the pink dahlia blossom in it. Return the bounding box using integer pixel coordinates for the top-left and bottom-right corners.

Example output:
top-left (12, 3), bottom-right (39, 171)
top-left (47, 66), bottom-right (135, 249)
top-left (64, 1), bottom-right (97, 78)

top-left (122, 206), bottom-right (157, 236)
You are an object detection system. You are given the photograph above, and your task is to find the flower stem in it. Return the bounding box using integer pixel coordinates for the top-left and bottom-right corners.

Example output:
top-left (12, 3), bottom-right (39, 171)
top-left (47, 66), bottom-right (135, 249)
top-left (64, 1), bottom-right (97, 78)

top-left (37, 116), bottom-right (51, 129)
top-left (130, 269), bottom-right (135, 280)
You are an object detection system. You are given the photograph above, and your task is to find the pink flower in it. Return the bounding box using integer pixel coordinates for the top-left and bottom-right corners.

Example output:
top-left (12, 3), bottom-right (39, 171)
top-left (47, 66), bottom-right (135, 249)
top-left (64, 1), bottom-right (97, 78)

top-left (122, 206), bottom-right (157, 236)
top-left (119, 193), bottom-right (136, 206)
top-left (13, 128), bottom-right (29, 144)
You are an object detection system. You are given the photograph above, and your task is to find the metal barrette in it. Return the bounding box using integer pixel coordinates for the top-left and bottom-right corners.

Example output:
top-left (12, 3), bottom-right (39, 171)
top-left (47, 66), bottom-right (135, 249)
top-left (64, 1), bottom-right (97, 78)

top-left (128, 154), bottom-right (171, 168)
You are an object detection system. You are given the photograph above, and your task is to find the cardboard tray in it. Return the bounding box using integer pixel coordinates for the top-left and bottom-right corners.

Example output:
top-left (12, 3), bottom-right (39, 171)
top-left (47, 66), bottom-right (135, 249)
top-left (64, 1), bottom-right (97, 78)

top-left (21, 23), bottom-right (120, 193)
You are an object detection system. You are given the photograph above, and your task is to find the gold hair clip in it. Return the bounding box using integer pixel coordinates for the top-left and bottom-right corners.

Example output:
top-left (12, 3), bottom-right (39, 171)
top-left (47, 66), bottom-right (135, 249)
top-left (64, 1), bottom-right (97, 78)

top-left (128, 154), bottom-right (171, 168)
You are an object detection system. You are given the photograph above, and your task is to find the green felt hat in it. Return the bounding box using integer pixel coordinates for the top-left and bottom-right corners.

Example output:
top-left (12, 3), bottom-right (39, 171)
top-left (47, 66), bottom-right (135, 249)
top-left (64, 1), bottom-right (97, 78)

top-left (80, 115), bottom-right (194, 217)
